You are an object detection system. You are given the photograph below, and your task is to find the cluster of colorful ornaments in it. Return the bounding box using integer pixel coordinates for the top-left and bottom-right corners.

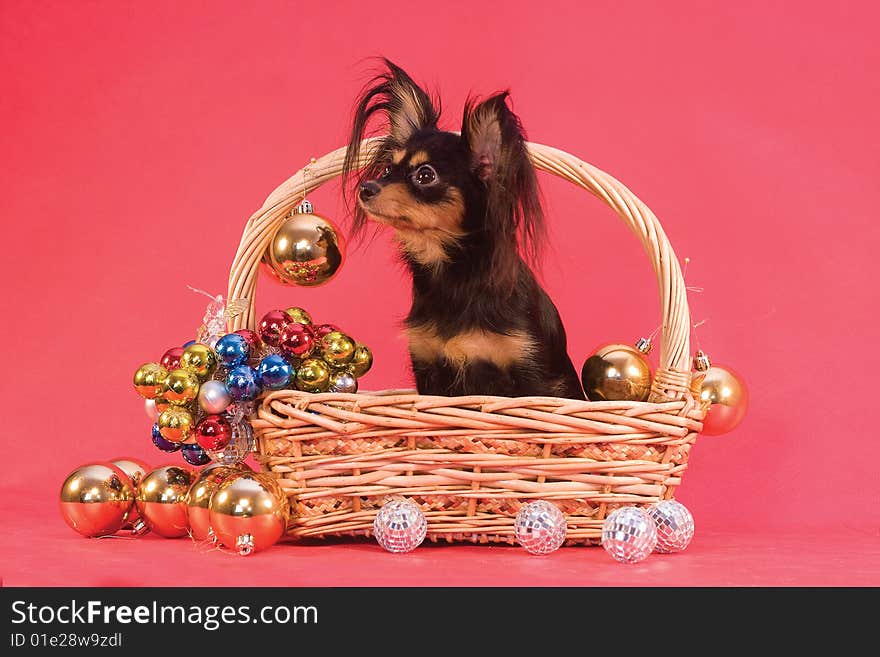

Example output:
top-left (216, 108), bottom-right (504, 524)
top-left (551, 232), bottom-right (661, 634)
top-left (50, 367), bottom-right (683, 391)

top-left (132, 303), bottom-right (373, 466)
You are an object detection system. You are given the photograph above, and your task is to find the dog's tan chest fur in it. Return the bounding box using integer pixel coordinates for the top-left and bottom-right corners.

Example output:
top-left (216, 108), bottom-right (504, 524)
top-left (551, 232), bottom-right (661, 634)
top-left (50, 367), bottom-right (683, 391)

top-left (407, 323), bottom-right (532, 368)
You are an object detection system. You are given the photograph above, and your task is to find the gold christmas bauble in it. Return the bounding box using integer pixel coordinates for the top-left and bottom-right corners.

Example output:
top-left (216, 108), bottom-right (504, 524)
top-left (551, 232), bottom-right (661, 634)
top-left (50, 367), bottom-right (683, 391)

top-left (581, 343), bottom-right (652, 402)
top-left (349, 343), bottom-right (373, 377)
top-left (158, 407), bottom-right (194, 443)
top-left (162, 368), bottom-right (201, 406)
top-left (133, 363), bottom-right (168, 400)
top-left (699, 364), bottom-right (749, 435)
top-left (135, 465), bottom-right (195, 538)
top-left (180, 344), bottom-right (218, 380)
top-left (284, 307), bottom-right (313, 325)
top-left (185, 462), bottom-right (252, 541)
top-left (320, 331), bottom-right (356, 367)
top-left (208, 472), bottom-right (291, 555)
top-left (110, 457), bottom-right (152, 534)
top-left (59, 463), bottom-right (136, 537)
top-left (262, 210), bottom-right (345, 287)
top-left (295, 358), bottom-right (331, 392)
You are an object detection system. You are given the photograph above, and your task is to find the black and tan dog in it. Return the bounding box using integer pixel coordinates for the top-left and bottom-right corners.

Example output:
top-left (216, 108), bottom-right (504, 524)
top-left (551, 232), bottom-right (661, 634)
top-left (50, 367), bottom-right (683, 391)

top-left (344, 60), bottom-right (584, 400)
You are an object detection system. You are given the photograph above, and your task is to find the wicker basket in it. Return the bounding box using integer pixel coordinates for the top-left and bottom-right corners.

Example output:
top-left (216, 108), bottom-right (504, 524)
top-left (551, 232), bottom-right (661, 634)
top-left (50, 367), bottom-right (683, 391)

top-left (227, 139), bottom-right (707, 545)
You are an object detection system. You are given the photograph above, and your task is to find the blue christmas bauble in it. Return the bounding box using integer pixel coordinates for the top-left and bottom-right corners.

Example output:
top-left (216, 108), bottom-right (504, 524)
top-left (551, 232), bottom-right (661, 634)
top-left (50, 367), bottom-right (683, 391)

top-left (181, 443), bottom-right (211, 466)
top-left (226, 365), bottom-right (261, 401)
top-left (215, 333), bottom-right (251, 368)
top-left (151, 423), bottom-right (182, 452)
top-left (257, 354), bottom-right (293, 390)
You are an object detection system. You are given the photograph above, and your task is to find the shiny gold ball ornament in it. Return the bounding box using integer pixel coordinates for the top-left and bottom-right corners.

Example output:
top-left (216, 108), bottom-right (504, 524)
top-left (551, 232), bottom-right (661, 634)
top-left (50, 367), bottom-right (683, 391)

top-left (581, 343), bottom-right (652, 402)
top-left (59, 463), bottom-right (136, 537)
top-left (110, 458), bottom-right (150, 487)
top-left (185, 462), bottom-right (253, 541)
top-left (133, 362), bottom-right (168, 399)
top-left (180, 343), bottom-right (218, 380)
top-left (262, 201), bottom-right (345, 287)
top-left (162, 368), bottom-right (201, 406)
top-left (295, 358), bottom-right (331, 392)
top-left (208, 472), bottom-right (290, 555)
top-left (320, 331), bottom-right (356, 367)
top-left (110, 457), bottom-right (152, 534)
top-left (699, 364), bottom-right (749, 436)
top-left (349, 343), bottom-right (373, 377)
top-left (135, 465), bottom-right (195, 538)
top-left (284, 306), bottom-right (313, 325)
top-left (158, 406), bottom-right (195, 443)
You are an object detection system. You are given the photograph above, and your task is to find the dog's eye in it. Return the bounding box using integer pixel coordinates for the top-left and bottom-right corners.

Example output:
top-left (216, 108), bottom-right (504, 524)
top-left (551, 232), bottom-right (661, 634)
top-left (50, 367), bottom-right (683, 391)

top-left (380, 164), bottom-right (392, 179)
top-left (412, 164), bottom-right (437, 186)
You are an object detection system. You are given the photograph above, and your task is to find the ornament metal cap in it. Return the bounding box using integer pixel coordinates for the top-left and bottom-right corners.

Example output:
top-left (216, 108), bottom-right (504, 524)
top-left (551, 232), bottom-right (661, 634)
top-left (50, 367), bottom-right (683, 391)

top-left (236, 533), bottom-right (255, 556)
top-left (635, 337), bottom-right (653, 355)
top-left (295, 199), bottom-right (314, 214)
top-left (130, 518), bottom-right (149, 536)
top-left (693, 350), bottom-right (711, 372)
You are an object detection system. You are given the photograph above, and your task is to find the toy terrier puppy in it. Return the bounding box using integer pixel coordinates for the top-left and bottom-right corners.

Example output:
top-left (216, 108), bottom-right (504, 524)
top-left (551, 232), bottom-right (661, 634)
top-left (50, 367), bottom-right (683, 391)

top-left (344, 60), bottom-right (584, 400)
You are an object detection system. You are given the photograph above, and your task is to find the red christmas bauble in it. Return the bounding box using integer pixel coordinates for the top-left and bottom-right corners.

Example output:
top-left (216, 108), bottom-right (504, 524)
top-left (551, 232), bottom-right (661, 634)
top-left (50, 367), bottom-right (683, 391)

top-left (234, 329), bottom-right (261, 352)
top-left (313, 323), bottom-right (341, 340)
top-left (258, 311), bottom-right (291, 347)
top-left (195, 414), bottom-right (232, 451)
top-left (279, 322), bottom-right (316, 358)
top-left (160, 346), bottom-right (184, 371)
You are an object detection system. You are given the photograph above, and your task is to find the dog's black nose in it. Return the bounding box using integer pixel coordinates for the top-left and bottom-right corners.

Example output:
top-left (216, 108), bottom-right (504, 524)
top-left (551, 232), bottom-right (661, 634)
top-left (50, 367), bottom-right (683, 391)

top-left (358, 181), bottom-right (381, 202)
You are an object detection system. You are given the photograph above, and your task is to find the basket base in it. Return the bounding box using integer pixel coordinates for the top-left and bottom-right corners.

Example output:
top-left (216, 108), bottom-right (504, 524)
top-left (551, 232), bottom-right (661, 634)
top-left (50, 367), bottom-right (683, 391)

top-left (282, 528), bottom-right (604, 547)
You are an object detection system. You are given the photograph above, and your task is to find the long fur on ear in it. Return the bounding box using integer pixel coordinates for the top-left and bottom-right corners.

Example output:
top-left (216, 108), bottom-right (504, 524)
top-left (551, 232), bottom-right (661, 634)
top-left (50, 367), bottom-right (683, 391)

top-left (342, 59), bottom-right (440, 234)
top-left (461, 92), bottom-right (545, 281)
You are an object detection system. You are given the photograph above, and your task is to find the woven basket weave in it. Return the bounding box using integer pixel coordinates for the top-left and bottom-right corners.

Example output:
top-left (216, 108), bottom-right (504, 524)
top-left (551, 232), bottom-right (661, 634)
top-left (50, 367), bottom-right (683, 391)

top-left (227, 139), bottom-right (707, 545)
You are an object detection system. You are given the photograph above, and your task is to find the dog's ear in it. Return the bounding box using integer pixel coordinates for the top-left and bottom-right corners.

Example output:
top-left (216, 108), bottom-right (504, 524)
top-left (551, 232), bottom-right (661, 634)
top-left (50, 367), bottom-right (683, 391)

top-left (348, 59), bottom-right (440, 148)
top-left (461, 93), bottom-right (545, 268)
top-left (382, 60), bottom-right (440, 144)
top-left (343, 60), bottom-right (441, 235)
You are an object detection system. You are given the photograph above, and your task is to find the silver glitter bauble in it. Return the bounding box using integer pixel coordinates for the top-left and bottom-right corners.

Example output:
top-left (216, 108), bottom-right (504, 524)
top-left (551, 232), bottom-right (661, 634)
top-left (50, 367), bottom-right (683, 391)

top-left (373, 499), bottom-right (427, 553)
top-left (647, 500), bottom-right (694, 553)
top-left (206, 419), bottom-right (254, 465)
top-left (601, 506), bottom-right (657, 564)
top-left (514, 500), bottom-right (567, 555)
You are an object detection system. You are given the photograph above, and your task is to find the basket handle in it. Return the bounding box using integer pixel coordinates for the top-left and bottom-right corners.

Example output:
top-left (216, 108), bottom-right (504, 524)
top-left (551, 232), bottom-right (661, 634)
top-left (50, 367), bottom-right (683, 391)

top-left (227, 139), bottom-right (693, 402)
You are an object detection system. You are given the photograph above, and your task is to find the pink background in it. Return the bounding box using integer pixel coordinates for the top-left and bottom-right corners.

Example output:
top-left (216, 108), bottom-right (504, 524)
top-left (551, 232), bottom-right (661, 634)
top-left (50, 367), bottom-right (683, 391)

top-left (2, 0), bottom-right (878, 585)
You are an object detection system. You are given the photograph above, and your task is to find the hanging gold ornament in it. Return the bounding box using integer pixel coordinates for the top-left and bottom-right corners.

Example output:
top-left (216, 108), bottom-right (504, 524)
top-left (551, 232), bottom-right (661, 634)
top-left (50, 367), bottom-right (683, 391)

top-left (185, 462), bottom-right (252, 541)
top-left (699, 363), bottom-right (749, 436)
top-left (59, 463), bottom-right (136, 538)
top-left (208, 472), bottom-right (291, 555)
top-left (135, 465), bottom-right (195, 538)
top-left (262, 200), bottom-right (345, 287)
top-left (581, 342), bottom-right (652, 402)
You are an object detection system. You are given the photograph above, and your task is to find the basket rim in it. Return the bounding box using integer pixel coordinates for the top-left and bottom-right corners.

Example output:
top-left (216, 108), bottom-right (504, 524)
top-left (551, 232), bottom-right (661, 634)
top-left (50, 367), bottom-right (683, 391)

top-left (227, 138), bottom-right (693, 402)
